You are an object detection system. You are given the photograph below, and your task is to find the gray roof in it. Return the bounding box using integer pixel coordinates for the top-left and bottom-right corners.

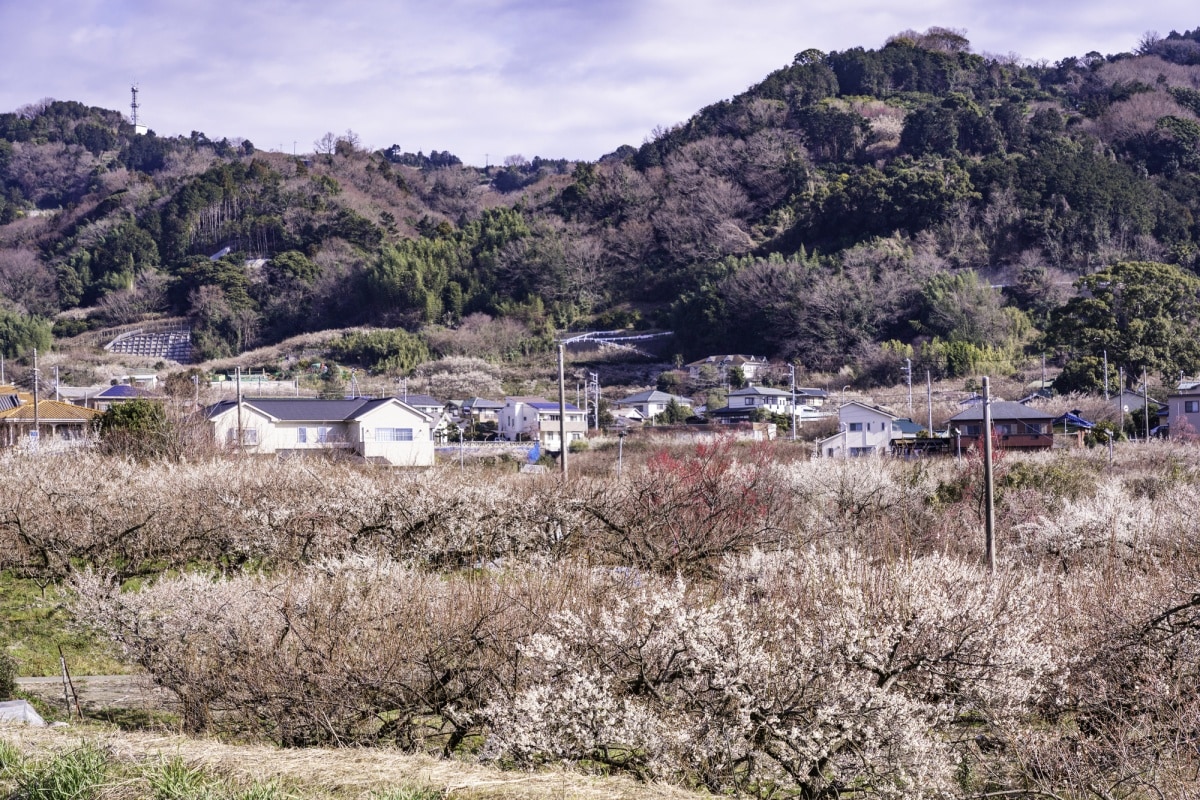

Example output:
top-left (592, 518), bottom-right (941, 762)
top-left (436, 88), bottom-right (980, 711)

top-left (616, 390), bottom-right (692, 406)
top-left (207, 397), bottom-right (431, 423)
top-left (463, 397), bottom-right (505, 410)
top-left (401, 394), bottom-right (443, 408)
top-left (729, 385), bottom-right (790, 397)
top-left (949, 401), bottom-right (1055, 423)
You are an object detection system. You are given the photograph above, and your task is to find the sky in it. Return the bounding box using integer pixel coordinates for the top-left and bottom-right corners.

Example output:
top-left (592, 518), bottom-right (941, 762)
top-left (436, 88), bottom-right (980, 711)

top-left (1, 1), bottom-right (1197, 165)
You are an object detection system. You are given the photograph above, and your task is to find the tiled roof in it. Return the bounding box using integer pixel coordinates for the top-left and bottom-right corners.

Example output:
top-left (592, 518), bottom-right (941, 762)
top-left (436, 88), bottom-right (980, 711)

top-left (616, 390), bottom-right (692, 405)
top-left (400, 394), bottom-right (442, 408)
top-left (0, 400), bottom-right (100, 421)
top-left (949, 401), bottom-right (1055, 423)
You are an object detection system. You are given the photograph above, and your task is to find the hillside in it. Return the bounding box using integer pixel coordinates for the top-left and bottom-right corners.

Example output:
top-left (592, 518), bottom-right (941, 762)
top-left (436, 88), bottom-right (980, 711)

top-left (4, 25), bottom-right (1200, 391)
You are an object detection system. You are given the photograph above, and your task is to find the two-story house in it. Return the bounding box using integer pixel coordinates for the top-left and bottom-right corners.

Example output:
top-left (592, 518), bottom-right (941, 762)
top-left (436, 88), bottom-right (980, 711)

top-left (498, 396), bottom-right (587, 452)
top-left (613, 390), bottom-right (693, 420)
top-left (685, 355), bottom-right (770, 384)
top-left (947, 401), bottom-right (1055, 450)
top-left (817, 401), bottom-right (901, 457)
top-left (708, 385), bottom-right (832, 424)
top-left (460, 397), bottom-right (505, 424)
top-left (1168, 380), bottom-right (1200, 439)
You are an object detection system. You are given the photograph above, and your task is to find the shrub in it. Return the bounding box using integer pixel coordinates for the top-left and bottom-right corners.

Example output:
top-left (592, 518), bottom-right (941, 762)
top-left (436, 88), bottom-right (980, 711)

top-left (0, 650), bottom-right (15, 699)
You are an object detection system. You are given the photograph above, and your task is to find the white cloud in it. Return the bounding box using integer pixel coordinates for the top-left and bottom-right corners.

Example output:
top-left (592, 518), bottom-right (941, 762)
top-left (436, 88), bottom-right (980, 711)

top-left (0, 0), bottom-right (1197, 162)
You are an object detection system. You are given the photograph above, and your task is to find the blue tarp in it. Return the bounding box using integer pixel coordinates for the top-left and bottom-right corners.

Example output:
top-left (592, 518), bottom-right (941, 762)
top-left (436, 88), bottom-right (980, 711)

top-left (527, 441), bottom-right (541, 462)
top-left (1055, 411), bottom-right (1095, 429)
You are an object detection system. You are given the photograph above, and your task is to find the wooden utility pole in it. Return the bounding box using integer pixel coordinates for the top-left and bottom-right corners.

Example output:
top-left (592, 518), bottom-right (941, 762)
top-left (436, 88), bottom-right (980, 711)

top-left (982, 376), bottom-right (996, 575)
top-left (557, 344), bottom-right (568, 476)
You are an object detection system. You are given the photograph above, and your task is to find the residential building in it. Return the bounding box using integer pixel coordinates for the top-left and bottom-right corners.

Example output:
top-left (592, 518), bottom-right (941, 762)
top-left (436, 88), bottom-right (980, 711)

top-left (795, 387), bottom-right (829, 408)
top-left (399, 393), bottom-right (451, 441)
top-left (206, 397), bottom-right (435, 466)
top-left (1168, 380), bottom-right (1200, 439)
top-left (613, 390), bottom-right (693, 420)
top-left (947, 401), bottom-right (1055, 450)
top-left (708, 384), bottom-right (832, 425)
top-left (460, 397), bottom-right (505, 423)
top-left (498, 396), bottom-right (587, 452)
top-left (0, 400), bottom-right (100, 448)
top-left (817, 402), bottom-right (901, 457)
top-left (685, 354), bottom-right (770, 384)
top-left (88, 383), bottom-right (162, 412)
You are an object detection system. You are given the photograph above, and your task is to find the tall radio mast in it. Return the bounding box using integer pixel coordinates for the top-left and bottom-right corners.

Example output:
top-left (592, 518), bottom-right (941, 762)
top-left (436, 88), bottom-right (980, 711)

top-left (130, 85), bottom-right (147, 135)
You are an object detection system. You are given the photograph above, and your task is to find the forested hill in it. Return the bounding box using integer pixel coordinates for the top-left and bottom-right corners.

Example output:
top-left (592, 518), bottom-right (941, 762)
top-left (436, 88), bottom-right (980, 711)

top-left (4, 25), bottom-right (1200, 389)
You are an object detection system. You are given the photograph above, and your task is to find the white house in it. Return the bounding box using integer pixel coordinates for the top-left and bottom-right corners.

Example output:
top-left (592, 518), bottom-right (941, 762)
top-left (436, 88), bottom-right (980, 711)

top-left (399, 393), bottom-right (451, 441)
top-left (1168, 380), bottom-right (1200, 439)
top-left (207, 397), bottom-right (435, 466)
top-left (498, 396), bottom-right (587, 452)
top-left (613, 390), bottom-right (693, 419)
top-left (816, 401), bottom-right (901, 457)
top-left (685, 355), bottom-right (770, 383)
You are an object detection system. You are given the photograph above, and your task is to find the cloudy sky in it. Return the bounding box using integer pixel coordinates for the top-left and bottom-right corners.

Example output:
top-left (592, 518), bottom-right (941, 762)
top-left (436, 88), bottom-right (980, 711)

top-left (1, 1), bottom-right (1196, 165)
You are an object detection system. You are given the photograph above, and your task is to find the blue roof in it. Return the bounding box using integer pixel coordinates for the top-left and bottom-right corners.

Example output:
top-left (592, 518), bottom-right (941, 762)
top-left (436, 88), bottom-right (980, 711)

top-left (96, 384), bottom-right (156, 399)
top-left (528, 401), bottom-right (582, 412)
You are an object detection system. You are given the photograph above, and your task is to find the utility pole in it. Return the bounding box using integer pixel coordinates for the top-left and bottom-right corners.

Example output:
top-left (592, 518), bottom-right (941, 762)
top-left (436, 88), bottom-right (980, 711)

top-left (926, 370), bottom-right (933, 435)
top-left (1103, 350), bottom-right (1109, 401)
top-left (1143, 369), bottom-right (1150, 441)
top-left (32, 348), bottom-right (39, 448)
top-left (235, 366), bottom-right (244, 452)
top-left (904, 357), bottom-right (912, 414)
top-left (557, 344), bottom-right (568, 476)
top-left (789, 364), bottom-right (797, 441)
top-left (982, 376), bottom-right (996, 576)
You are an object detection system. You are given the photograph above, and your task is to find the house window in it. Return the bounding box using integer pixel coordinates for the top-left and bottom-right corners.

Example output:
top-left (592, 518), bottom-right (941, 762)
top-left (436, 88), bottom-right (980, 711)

top-left (744, 398), bottom-right (755, 406)
top-left (375, 428), bottom-right (414, 442)
top-left (1186, 401), bottom-right (1200, 413)
top-left (227, 428), bottom-right (258, 445)
top-left (297, 427), bottom-right (306, 443)
top-left (848, 422), bottom-right (863, 432)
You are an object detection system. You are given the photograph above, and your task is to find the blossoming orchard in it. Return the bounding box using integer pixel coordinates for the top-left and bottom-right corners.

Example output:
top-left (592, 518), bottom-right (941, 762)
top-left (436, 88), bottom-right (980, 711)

top-left (5, 438), bottom-right (1200, 797)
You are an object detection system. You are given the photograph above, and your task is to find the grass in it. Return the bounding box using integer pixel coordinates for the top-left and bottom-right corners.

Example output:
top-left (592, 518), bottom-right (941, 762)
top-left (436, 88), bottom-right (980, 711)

top-left (0, 725), bottom-right (701, 800)
top-left (0, 742), bottom-right (110, 800)
top-left (0, 571), bottom-right (129, 679)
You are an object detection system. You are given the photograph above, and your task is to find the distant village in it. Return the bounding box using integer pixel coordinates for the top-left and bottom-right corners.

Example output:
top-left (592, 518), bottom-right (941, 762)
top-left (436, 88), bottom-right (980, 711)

top-left (3, 350), bottom-right (1197, 467)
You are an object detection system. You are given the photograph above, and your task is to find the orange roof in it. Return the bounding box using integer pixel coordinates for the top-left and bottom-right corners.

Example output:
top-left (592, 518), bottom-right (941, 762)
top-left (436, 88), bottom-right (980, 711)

top-left (0, 400), bottom-right (100, 421)
top-left (0, 385), bottom-right (34, 402)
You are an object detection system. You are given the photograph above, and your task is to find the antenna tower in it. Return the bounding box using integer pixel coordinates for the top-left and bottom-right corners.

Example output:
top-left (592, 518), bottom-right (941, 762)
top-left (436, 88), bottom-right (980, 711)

top-left (130, 85), bottom-right (140, 128)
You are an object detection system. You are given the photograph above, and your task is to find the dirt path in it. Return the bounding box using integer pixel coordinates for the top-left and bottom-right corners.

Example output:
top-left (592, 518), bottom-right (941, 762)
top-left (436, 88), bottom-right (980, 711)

top-left (15, 674), bottom-right (173, 715)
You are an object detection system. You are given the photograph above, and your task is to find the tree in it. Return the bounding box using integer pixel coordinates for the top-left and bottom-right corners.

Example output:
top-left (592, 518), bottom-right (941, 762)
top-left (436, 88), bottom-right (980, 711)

top-left (0, 309), bottom-right (52, 359)
top-left (97, 399), bottom-right (182, 461)
top-left (654, 398), bottom-right (691, 424)
top-left (1045, 261), bottom-right (1200, 386)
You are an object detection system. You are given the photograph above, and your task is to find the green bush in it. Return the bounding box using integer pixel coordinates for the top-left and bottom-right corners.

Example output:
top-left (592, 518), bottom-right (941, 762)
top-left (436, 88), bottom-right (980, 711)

top-left (0, 650), bottom-right (14, 699)
top-left (568, 438), bottom-right (590, 453)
